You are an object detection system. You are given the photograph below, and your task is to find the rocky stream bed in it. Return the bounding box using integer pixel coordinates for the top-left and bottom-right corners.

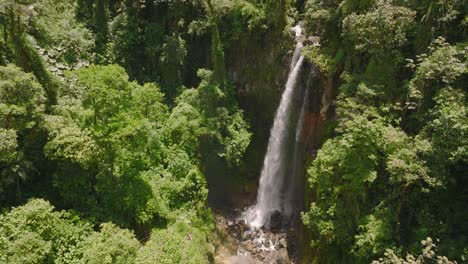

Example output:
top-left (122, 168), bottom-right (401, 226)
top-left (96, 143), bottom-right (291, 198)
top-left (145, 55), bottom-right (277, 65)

top-left (213, 209), bottom-right (299, 264)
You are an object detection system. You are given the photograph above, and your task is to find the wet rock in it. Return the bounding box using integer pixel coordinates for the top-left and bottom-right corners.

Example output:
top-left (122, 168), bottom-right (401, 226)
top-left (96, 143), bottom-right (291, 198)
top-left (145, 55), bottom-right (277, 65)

top-left (243, 231), bottom-right (252, 240)
top-left (242, 241), bottom-right (254, 252)
top-left (57, 63), bottom-right (67, 70)
top-left (279, 238), bottom-right (287, 248)
top-left (269, 210), bottom-right (284, 230)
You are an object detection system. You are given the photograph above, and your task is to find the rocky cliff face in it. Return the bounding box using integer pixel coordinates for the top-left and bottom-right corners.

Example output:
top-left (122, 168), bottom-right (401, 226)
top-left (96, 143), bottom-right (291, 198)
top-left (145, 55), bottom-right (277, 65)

top-left (205, 30), bottom-right (293, 208)
top-left (228, 32), bottom-right (293, 172)
top-left (301, 65), bottom-right (335, 153)
top-left (295, 62), bottom-right (337, 263)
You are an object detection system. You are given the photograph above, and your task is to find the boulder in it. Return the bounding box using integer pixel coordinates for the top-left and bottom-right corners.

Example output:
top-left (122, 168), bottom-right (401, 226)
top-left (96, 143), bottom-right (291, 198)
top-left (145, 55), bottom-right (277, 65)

top-left (279, 238), bottom-right (287, 248)
top-left (237, 219), bottom-right (246, 226)
top-left (242, 240), bottom-right (255, 252)
top-left (243, 230), bottom-right (253, 240)
top-left (269, 210), bottom-right (284, 230)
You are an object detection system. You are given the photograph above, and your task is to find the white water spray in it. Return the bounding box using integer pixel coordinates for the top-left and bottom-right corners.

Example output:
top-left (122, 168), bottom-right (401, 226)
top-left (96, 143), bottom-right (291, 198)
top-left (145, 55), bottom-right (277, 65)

top-left (246, 25), bottom-right (305, 228)
top-left (283, 87), bottom-right (309, 219)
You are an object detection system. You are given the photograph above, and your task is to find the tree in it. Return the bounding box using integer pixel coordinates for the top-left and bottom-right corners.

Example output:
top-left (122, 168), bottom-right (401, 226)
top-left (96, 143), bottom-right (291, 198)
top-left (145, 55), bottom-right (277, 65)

top-left (302, 95), bottom-right (437, 263)
top-left (342, 0), bottom-right (415, 56)
top-left (0, 65), bottom-right (46, 198)
top-left (372, 238), bottom-right (457, 264)
top-left (159, 34), bottom-right (187, 102)
top-left (167, 69), bottom-right (251, 166)
top-left (0, 199), bottom-right (92, 264)
top-left (0, 64), bottom-right (45, 131)
top-left (81, 223), bottom-right (140, 264)
top-left (43, 65), bottom-right (216, 230)
top-left (408, 38), bottom-right (467, 112)
top-left (135, 221), bottom-right (211, 264)
top-left (0, 0), bottom-right (60, 107)
top-left (0, 128), bottom-right (17, 164)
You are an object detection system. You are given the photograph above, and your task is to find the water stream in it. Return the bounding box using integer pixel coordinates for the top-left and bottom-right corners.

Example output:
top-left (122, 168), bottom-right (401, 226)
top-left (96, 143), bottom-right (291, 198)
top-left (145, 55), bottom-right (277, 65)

top-left (283, 87), bottom-right (309, 220)
top-left (245, 25), bottom-right (306, 229)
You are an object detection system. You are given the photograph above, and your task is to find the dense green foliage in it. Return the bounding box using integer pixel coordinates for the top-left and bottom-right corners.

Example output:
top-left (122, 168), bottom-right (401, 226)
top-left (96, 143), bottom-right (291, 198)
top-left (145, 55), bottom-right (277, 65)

top-left (0, 0), bottom-right (258, 262)
top-left (0, 199), bottom-right (92, 263)
top-left (0, 199), bottom-right (211, 264)
top-left (372, 237), bottom-right (457, 264)
top-left (302, 0), bottom-right (467, 263)
top-left (0, 0), bottom-right (466, 263)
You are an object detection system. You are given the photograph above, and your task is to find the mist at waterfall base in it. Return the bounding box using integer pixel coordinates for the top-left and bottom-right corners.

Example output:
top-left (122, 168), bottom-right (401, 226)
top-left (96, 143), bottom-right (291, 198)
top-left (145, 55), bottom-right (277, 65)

top-left (243, 25), bottom-right (309, 229)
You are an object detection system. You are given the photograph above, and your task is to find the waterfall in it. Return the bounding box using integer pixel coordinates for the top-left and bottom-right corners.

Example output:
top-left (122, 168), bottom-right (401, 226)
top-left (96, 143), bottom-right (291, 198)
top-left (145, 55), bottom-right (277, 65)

top-left (283, 87), bottom-right (309, 220)
top-left (246, 25), bottom-right (305, 228)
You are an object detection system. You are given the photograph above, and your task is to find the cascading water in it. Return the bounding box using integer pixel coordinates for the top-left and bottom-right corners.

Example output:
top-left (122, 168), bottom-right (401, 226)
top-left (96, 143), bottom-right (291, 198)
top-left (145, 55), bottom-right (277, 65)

top-left (245, 25), bottom-right (305, 228)
top-left (283, 87), bottom-right (309, 220)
